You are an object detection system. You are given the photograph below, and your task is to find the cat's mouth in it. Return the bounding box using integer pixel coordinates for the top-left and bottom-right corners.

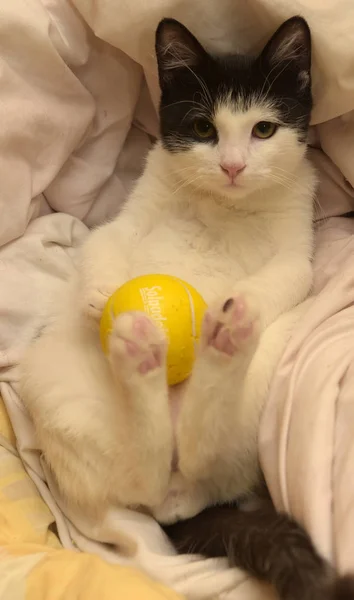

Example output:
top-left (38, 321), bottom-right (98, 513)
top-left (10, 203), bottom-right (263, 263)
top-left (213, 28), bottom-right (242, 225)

top-left (223, 180), bottom-right (243, 189)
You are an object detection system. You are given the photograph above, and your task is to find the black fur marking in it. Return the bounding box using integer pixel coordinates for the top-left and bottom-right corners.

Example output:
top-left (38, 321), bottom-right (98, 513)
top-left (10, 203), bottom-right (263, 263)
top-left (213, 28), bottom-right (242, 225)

top-left (155, 16), bottom-right (312, 152)
top-left (164, 495), bottom-right (354, 600)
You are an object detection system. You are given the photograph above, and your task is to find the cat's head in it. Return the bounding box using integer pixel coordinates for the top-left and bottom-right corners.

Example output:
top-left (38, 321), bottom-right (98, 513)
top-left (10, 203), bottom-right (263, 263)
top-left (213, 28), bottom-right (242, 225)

top-left (155, 16), bottom-right (312, 203)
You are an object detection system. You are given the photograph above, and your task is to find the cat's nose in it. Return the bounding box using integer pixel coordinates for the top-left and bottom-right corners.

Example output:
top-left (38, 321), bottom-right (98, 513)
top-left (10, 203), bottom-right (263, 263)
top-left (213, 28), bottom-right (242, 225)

top-left (220, 162), bottom-right (246, 180)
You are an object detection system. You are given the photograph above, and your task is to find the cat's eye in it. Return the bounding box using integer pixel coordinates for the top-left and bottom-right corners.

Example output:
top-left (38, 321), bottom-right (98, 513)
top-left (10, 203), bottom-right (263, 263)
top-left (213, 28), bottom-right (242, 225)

top-left (193, 119), bottom-right (216, 140)
top-left (252, 121), bottom-right (278, 139)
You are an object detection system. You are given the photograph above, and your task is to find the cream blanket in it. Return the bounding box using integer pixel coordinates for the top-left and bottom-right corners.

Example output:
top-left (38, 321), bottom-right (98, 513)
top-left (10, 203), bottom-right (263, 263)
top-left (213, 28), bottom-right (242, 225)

top-left (1, 0), bottom-right (354, 598)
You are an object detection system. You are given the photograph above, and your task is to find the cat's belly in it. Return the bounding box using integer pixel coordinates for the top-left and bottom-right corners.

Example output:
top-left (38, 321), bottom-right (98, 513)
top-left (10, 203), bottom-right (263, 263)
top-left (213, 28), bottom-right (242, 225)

top-left (129, 256), bottom-right (242, 305)
top-left (127, 224), bottom-right (254, 467)
top-left (127, 224), bottom-right (252, 304)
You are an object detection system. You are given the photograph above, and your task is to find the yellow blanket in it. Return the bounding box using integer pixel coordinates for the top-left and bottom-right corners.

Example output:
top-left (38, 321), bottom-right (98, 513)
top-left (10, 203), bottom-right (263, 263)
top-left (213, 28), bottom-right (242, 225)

top-left (0, 398), bottom-right (183, 600)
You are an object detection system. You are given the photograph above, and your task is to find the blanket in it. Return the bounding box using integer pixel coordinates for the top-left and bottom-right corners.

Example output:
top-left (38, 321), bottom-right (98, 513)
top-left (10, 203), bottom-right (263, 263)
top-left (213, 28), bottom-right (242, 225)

top-left (1, 0), bottom-right (354, 598)
top-left (0, 396), bottom-right (185, 600)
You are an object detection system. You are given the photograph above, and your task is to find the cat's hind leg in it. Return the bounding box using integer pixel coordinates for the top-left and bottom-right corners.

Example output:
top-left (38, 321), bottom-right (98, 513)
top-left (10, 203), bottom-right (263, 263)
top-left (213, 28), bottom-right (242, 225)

top-left (20, 311), bottom-right (173, 522)
top-left (177, 293), bottom-right (260, 490)
top-left (177, 294), bottom-right (299, 500)
top-left (106, 310), bottom-right (173, 506)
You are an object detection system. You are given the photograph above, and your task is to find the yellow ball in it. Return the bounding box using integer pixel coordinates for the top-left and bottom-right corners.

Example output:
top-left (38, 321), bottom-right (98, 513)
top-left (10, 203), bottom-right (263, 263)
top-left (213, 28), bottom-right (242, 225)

top-left (100, 274), bottom-right (207, 386)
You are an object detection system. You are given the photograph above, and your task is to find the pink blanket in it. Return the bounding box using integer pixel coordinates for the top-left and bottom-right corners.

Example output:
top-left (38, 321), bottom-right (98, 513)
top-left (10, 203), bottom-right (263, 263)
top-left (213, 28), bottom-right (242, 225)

top-left (261, 213), bottom-right (354, 571)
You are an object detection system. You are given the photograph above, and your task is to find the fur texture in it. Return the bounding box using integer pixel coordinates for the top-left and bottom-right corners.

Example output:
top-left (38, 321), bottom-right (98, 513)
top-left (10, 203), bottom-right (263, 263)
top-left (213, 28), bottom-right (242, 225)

top-left (20, 17), bottom-right (316, 533)
top-left (164, 491), bottom-right (354, 600)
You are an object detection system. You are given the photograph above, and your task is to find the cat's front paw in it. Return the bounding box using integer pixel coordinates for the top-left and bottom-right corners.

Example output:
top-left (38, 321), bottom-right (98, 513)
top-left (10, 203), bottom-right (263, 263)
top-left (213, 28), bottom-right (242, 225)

top-left (80, 283), bottom-right (117, 324)
top-left (109, 311), bottom-right (168, 379)
top-left (202, 291), bottom-right (260, 358)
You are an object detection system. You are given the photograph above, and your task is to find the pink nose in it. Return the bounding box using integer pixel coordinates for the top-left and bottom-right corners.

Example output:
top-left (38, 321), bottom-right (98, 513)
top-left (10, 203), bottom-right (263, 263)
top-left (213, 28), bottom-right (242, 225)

top-left (220, 162), bottom-right (246, 180)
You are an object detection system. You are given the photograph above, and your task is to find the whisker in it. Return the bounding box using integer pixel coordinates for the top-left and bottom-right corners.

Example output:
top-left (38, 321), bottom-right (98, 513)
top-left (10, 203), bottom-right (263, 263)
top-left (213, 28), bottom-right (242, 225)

top-left (161, 99), bottom-right (209, 114)
top-left (172, 174), bottom-right (204, 195)
top-left (162, 45), bottom-right (213, 110)
top-left (262, 173), bottom-right (299, 193)
top-left (170, 165), bottom-right (198, 176)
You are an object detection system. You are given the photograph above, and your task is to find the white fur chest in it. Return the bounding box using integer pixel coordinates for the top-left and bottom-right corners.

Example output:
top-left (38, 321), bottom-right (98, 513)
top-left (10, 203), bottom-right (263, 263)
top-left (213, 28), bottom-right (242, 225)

top-left (127, 210), bottom-right (278, 304)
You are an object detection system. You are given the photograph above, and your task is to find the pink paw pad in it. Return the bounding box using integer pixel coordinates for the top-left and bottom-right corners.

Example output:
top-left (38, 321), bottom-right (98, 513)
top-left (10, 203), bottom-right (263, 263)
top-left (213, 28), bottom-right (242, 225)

top-left (203, 294), bottom-right (259, 357)
top-left (109, 312), bottom-right (167, 377)
top-left (133, 316), bottom-right (151, 339)
top-left (138, 347), bottom-right (162, 375)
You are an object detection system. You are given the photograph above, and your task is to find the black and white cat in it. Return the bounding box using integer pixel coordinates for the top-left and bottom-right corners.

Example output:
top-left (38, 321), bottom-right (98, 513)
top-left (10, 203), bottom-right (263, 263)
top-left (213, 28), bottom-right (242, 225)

top-left (20, 15), bottom-right (328, 594)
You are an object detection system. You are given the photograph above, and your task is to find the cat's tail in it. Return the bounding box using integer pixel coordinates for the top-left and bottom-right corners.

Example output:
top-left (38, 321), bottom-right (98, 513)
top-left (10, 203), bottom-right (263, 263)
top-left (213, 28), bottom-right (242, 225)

top-left (332, 576), bottom-right (354, 600)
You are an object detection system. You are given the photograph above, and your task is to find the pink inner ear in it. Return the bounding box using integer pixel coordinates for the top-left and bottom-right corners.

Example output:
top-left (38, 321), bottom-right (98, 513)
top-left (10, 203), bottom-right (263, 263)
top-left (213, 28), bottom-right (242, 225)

top-left (156, 19), bottom-right (207, 76)
top-left (298, 70), bottom-right (310, 91)
top-left (260, 16), bottom-right (311, 73)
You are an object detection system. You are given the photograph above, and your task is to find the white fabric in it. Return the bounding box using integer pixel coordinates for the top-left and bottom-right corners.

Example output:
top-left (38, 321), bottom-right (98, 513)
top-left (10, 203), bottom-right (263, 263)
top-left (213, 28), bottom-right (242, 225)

top-left (0, 0), bottom-right (354, 598)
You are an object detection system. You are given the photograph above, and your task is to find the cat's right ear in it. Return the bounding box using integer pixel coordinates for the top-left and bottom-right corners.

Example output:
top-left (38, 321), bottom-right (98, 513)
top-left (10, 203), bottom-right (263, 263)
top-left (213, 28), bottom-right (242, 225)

top-left (260, 16), bottom-right (311, 84)
top-left (155, 19), bottom-right (207, 85)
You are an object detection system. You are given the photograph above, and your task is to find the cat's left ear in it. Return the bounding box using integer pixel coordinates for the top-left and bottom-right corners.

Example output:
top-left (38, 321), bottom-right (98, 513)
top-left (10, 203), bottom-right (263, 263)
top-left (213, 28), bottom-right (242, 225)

top-left (155, 19), bottom-right (207, 85)
top-left (261, 16), bottom-right (311, 88)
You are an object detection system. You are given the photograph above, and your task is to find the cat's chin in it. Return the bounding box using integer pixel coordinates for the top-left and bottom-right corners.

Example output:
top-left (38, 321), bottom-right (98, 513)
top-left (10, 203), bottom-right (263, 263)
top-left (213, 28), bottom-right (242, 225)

top-left (197, 181), bottom-right (253, 204)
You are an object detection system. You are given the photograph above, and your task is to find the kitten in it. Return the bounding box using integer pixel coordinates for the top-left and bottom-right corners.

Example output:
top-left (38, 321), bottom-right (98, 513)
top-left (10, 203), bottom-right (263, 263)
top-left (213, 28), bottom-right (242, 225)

top-left (164, 490), bottom-right (354, 600)
top-left (20, 17), bottom-right (315, 538)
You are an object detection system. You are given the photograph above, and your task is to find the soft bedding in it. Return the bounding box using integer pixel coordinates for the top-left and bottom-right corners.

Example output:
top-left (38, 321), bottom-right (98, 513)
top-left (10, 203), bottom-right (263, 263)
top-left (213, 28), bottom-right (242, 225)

top-left (1, 0), bottom-right (354, 598)
top-left (0, 396), bottom-right (183, 600)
